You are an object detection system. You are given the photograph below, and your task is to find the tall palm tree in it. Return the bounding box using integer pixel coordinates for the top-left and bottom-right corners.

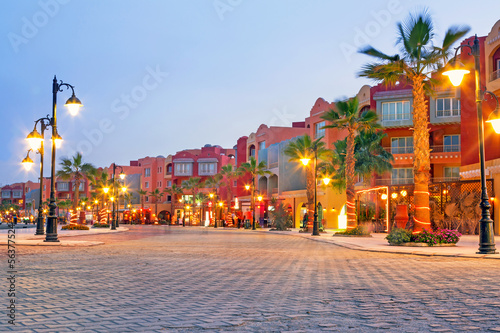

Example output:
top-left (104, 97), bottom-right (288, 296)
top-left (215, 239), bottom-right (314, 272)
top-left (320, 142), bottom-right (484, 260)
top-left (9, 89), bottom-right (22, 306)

top-left (321, 97), bottom-right (379, 229)
top-left (182, 177), bottom-right (202, 225)
top-left (220, 164), bottom-right (241, 204)
top-left (164, 184), bottom-right (183, 223)
top-left (56, 152), bottom-right (96, 210)
top-left (237, 157), bottom-right (271, 229)
top-left (137, 189), bottom-right (148, 223)
top-left (149, 188), bottom-right (164, 220)
top-left (358, 10), bottom-right (469, 231)
top-left (204, 174), bottom-right (223, 226)
top-left (284, 134), bottom-right (330, 227)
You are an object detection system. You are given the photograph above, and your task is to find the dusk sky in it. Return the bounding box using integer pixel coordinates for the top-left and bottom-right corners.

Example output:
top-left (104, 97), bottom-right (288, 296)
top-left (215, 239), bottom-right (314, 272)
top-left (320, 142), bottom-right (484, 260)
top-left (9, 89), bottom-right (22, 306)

top-left (1, 0), bottom-right (499, 185)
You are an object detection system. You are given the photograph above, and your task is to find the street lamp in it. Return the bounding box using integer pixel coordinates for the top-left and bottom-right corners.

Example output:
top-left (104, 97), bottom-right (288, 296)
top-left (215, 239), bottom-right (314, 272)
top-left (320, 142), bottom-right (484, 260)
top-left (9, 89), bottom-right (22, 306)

top-left (443, 35), bottom-right (500, 254)
top-left (45, 76), bottom-right (83, 242)
top-left (299, 148), bottom-right (320, 236)
top-left (110, 163), bottom-right (125, 230)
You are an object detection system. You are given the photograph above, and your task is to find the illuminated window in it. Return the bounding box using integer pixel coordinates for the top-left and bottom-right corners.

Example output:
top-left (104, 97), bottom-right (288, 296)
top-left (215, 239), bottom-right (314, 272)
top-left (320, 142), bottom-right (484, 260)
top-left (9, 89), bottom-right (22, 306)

top-left (314, 121), bottom-right (325, 139)
top-left (436, 97), bottom-right (460, 117)
top-left (382, 101), bottom-right (410, 121)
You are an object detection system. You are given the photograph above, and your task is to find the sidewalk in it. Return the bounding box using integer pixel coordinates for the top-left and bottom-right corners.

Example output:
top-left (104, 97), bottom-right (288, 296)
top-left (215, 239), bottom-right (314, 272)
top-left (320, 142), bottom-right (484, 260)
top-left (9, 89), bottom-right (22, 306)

top-left (0, 225), bottom-right (128, 246)
top-left (291, 229), bottom-right (500, 259)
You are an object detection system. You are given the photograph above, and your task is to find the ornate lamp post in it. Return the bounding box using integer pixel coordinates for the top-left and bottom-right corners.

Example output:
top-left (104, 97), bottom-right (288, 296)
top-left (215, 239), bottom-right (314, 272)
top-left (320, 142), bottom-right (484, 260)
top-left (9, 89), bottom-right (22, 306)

top-left (110, 163), bottom-right (125, 230)
top-left (443, 35), bottom-right (500, 254)
top-left (25, 77), bottom-right (82, 242)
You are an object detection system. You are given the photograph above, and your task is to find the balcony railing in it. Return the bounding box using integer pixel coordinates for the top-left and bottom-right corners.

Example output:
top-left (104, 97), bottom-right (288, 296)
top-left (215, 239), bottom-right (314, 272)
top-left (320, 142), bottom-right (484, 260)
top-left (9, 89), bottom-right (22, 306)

top-left (383, 144), bottom-right (460, 154)
top-left (490, 69), bottom-right (500, 82)
top-left (375, 178), bottom-right (414, 185)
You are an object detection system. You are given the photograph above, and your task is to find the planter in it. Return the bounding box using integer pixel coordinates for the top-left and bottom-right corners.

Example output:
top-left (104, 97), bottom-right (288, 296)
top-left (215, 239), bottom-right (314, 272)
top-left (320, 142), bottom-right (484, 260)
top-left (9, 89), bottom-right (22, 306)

top-left (389, 242), bottom-right (456, 247)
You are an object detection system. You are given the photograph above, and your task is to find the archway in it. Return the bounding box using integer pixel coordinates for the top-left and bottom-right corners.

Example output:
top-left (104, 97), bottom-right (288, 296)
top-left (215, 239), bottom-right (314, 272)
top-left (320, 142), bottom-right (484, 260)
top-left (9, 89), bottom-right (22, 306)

top-left (269, 174), bottom-right (278, 196)
top-left (258, 176), bottom-right (268, 195)
top-left (158, 210), bottom-right (171, 223)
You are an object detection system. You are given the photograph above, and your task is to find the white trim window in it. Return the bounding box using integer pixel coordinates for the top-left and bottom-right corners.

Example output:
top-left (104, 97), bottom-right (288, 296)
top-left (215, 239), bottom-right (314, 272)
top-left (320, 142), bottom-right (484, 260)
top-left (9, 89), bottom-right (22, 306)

top-left (2, 191), bottom-right (11, 198)
top-left (258, 141), bottom-right (266, 151)
top-left (436, 97), bottom-right (460, 117)
top-left (443, 135), bottom-right (460, 152)
top-left (314, 121), bottom-right (325, 139)
top-left (382, 101), bottom-right (410, 121)
top-left (198, 162), bottom-right (217, 176)
top-left (57, 182), bottom-right (69, 191)
top-left (443, 167), bottom-right (460, 181)
top-left (392, 168), bottom-right (413, 185)
top-left (391, 137), bottom-right (413, 154)
top-left (175, 163), bottom-right (193, 176)
top-left (144, 168), bottom-right (151, 177)
top-left (145, 181), bottom-right (149, 188)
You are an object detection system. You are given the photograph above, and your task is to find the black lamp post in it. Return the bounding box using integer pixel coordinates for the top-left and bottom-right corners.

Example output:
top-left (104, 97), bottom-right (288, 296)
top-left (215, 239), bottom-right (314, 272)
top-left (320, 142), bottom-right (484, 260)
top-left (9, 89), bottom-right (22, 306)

top-left (111, 163), bottom-right (125, 230)
top-left (444, 35), bottom-right (500, 254)
top-left (301, 146), bottom-right (320, 236)
top-left (24, 117), bottom-right (53, 235)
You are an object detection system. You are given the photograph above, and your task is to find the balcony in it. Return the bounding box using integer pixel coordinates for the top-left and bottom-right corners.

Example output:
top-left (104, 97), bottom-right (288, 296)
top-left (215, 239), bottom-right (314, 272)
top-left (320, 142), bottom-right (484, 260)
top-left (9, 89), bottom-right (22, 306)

top-left (375, 178), bottom-right (414, 186)
top-left (384, 144), bottom-right (460, 154)
top-left (490, 69), bottom-right (500, 82)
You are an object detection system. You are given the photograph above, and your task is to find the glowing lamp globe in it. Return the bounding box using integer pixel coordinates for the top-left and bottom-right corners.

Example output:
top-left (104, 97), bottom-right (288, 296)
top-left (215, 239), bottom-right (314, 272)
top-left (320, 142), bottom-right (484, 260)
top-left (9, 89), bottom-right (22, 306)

top-left (442, 61), bottom-right (470, 87)
top-left (65, 93), bottom-right (83, 116)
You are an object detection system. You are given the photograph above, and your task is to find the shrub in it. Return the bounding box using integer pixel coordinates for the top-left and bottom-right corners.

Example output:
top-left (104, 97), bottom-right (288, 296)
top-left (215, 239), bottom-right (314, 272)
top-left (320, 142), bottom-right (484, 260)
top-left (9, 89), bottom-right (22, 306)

top-left (62, 224), bottom-right (89, 230)
top-left (269, 199), bottom-right (293, 231)
top-left (336, 225), bottom-right (370, 236)
top-left (92, 223), bottom-right (110, 228)
top-left (413, 229), bottom-right (438, 246)
top-left (414, 228), bottom-right (461, 246)
top-left (385, 228), bottom-right (412, 245)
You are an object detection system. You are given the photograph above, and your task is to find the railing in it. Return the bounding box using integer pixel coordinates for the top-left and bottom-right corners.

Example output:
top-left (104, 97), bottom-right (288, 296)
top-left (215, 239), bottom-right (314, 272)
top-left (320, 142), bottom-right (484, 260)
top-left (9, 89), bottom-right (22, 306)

top-left (383, 144), bottom-right (461, 154)
top-left (431, 177), bottom-right (461, 183)
top-left (490, 69), bottom-right (500, 82)
top-left (375, 178), bottom-right (414, 185)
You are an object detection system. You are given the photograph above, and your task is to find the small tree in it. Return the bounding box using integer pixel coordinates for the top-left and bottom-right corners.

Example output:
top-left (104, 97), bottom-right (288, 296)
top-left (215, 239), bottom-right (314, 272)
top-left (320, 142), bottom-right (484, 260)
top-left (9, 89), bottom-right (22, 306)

top-left (268, 198), bottom-right (292, 231)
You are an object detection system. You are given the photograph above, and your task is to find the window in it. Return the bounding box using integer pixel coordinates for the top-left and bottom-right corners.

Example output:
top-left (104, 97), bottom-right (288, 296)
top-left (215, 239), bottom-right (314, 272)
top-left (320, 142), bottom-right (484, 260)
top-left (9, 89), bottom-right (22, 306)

top-left (198, 162), bottom-right (217, 176)
top-left (158, 167), bottom-right (162, 173)
top-left (391, 137), bottom-right (413, 154)
top-left (443, 167), bottom-right (460, 181)
top-left (43, 185), bottom-right (46, 191)
top-left (315, 121), bottom-right (325, 139)
top-left (166, 164), bottom-right (172, 174)
top-left (145, 196), bottom-right (149, 202)
top-left (249, 146), bottom-right (255, 157)
top-left (144, 168), bottom-right (151, 177)
top-left (382, 101), bottom-right (411, 121)
top-left (392, 168), bottom-right (413, 185)
top-left (145, 181), bottom-right (149, 188)
top-left (78, 182), bottom-right (85, 191)
top-left (443, 135), bottom-right (460, 152)
top-left (167, 195), bottom-right (172, 203)
top-left (2, 191), bottom-right (10, 198)
top-left (258, 141), bottom-right (266, 150)
top-left (57, 182), bottom-right (69, 191)
top-left (167, 180), bottom-right (172, 187)
top-left (436, 97), bottom-right (460, 117)
top-left (175, 162), bottom-right (193, 176)
top-left (158, 181), bottom-right (162, 188)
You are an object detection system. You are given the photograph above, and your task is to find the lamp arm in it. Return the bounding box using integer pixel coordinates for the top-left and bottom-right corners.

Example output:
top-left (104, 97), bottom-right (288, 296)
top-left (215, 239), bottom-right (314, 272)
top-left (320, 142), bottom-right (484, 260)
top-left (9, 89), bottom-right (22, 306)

top-left (484, 90), bottom-right (500, 109)
top-left (452, 43), bottom-right (473, 60)
top-left (56, 81), bottom-right (77, 95)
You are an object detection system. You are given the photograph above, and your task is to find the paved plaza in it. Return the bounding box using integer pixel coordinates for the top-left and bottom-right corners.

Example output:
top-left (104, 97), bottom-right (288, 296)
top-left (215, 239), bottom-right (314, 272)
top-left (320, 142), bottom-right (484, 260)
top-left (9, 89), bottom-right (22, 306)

top-left (2, 226), bottom-right (500, 332)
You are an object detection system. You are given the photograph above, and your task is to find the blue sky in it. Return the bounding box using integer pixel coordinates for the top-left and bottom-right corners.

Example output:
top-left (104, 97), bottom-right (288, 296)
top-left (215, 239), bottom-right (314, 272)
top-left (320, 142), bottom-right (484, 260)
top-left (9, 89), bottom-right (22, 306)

top-left (1, 0), bottom-right (499, 185)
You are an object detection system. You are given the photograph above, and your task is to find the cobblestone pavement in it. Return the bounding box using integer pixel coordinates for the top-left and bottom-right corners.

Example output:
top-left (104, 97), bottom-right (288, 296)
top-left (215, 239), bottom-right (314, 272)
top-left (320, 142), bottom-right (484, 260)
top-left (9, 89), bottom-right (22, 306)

top-left (2, 226), bottom-right (500, 332)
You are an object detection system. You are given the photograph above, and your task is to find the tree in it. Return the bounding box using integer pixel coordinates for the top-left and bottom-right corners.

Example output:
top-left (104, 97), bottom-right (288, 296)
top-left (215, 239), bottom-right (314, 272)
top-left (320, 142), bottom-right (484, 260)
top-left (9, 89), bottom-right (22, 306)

top-left (182, 177), bottom-right (202, 224)
top-left (358, 10), bottom-right (469, 231)
top-left (137, 189), bottom-right (148, 223)
top-left (149, 188), bottom-right (164, 220)
top-left (164, 184), bottom-right (183, 223)
top-left (204, 174), bottom-right (223, 226)
top-left (220, 164), bottom-right (241, 204)
top-left (321, 97), bottom-right (379, 229)
top-left (237, 157), bottom-right (271, 229)
top-left (56, 152), bottom-right (96, 210)
top-left (284, 134), bottom-right (330, 227)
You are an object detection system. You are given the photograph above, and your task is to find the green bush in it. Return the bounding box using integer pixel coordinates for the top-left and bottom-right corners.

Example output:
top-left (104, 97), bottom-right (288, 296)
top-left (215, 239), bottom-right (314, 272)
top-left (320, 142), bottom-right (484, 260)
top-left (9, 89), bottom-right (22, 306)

top-left (62, 224), bottom-right (89, 230)
top-left (92, 223), bottom-right (110, 228)
top-left (385, 228), bottom-right (412, 245)
top-left (335, 225), bottom-right (370, 236)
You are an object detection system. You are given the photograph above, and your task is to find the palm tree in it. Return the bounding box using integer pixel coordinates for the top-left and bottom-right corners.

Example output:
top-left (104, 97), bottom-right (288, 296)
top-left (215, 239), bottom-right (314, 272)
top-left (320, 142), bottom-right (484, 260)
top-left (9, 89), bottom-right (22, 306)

top-left (204, 174), bottom-right (223, 226)
top-left (220, 164), bottom-right (241, 204)
top-left (149, 188), bottom-right (164, 220)
top-left (182, 177), bottom-right (202, 225)
top-left (358, 10), bottom-right (469, 231)
top-left (321, 97), bottom-right (379, 229)
top-left (56, 152), bottom-right (96, 210)
top-left (284, 134), bottom-right (330, 228)
top-left (137, 189), bottom-right (148, 223)
top-left (164, 184), bottom-right (183, 224)
top-left (237, 157), bottom-right (271, 229)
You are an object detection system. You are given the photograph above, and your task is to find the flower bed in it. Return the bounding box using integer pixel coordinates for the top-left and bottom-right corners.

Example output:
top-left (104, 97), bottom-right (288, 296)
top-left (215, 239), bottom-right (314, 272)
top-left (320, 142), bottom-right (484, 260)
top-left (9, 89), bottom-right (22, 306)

top-left (92, 223), bottom-right (110, 228)
top-left (386, 228), bottom-right (461, 246)
top-left (333, 226), bottom-right (371, 237)
top-left (62, 224), bottom-right (89, 230)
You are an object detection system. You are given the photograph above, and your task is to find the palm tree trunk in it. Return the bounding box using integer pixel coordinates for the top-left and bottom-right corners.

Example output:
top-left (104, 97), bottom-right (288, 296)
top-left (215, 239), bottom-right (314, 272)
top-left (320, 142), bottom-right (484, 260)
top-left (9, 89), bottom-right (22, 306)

top-left (412, 74), bottom-right (431, 232)
top-left (74, 179), bottom-right (80, 211)
top-left (306, 165), bottom-right (314, 228)
top-left (346, 130), bottom-right (356, 229)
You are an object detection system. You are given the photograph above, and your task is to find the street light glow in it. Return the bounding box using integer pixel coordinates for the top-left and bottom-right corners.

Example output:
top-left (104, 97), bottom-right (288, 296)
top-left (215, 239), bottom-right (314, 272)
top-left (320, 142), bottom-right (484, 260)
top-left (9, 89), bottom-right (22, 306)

top-left (442, 61), bottom-right (470, 87)
top-left (64, 93), bottom-right (83, 116)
